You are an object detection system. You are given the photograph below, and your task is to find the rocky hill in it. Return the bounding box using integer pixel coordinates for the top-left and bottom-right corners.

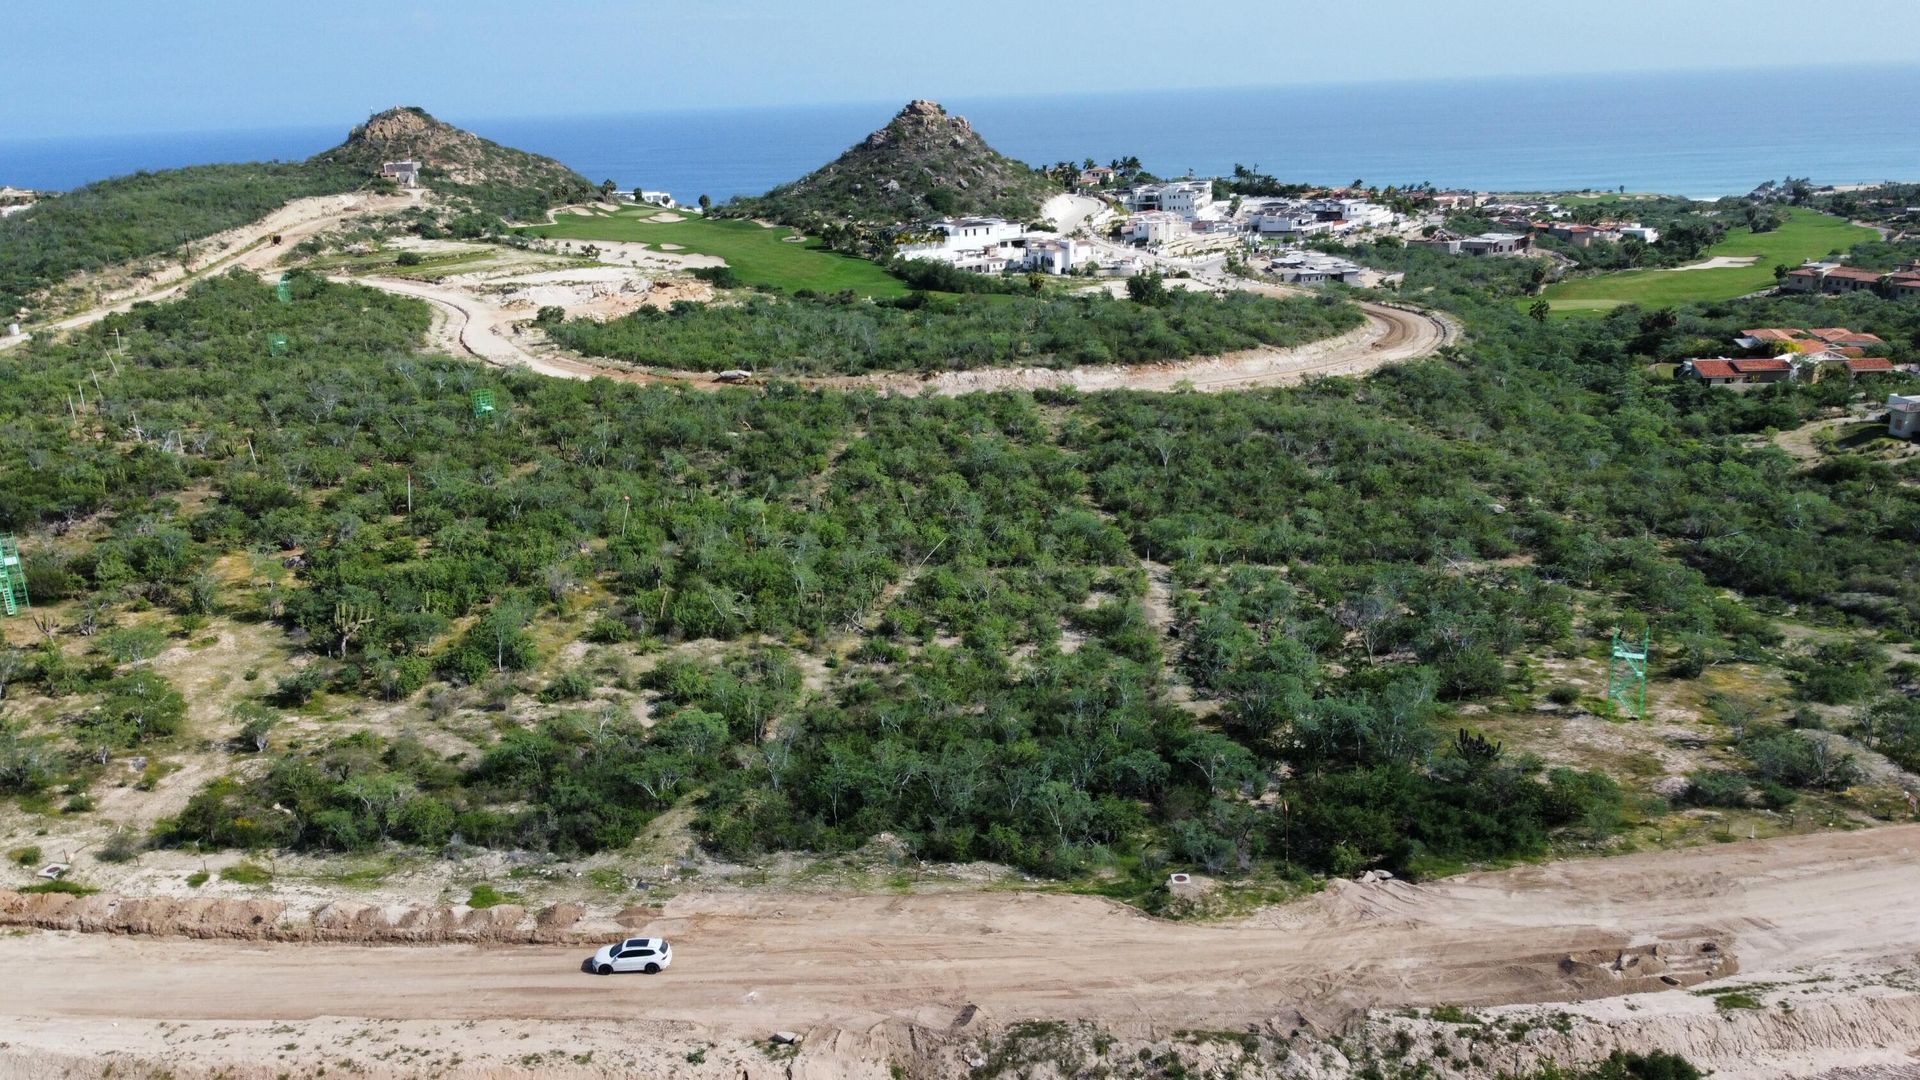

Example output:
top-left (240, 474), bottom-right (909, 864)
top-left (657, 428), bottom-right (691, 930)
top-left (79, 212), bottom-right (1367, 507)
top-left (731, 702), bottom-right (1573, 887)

top-left (726, 100), bottom-right (1061, 226)
top-left (312, 106), bottom-right (595, 219)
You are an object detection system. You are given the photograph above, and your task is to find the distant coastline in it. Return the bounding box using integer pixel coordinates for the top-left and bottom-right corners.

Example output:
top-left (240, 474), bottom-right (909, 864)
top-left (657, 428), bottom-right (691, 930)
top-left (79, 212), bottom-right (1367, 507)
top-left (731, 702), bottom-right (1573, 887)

top-left (5, 65), bottom-right (1917, 202)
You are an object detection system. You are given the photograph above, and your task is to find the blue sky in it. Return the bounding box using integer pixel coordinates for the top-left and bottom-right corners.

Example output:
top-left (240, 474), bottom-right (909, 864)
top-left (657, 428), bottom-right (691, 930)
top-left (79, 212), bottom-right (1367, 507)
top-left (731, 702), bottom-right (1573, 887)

top-left (7, 0), bottom-right (1920, 138)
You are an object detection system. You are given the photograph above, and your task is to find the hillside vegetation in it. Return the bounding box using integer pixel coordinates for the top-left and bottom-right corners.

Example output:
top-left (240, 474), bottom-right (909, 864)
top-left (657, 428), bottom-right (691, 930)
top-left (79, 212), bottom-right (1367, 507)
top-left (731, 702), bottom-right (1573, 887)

top-left (722, 100), bottom-right (1061, 227)
top-left (0, 162), bottom-right (363, 314)
top-left (0, 107), bottom-right (591, 316)
top-left (546, 288), bottom-right (1365, 375)
top-left (3, 259), bottom-right (1918, 890)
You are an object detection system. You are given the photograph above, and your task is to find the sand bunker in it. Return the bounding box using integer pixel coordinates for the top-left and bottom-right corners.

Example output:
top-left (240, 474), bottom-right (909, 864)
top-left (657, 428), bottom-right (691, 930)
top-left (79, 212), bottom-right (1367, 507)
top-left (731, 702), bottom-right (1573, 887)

top-left (1660, 255), bottom-right (1759, 271)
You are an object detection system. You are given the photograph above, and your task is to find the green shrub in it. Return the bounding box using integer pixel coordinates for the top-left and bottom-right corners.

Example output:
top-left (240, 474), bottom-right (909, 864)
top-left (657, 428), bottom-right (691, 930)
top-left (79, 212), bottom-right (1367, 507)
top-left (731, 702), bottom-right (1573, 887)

top-left (1683, 769), bottom-right (1750, 808)
top-left (466, 883), bottom-right (517, 908)
top-left (271, 666), bottom-right (327, 706)
top-left (21, 879), bottom-right (96, 896)
top-left (220, 861), bottom-right (273, 885)
top-left (538, 670), bottom-right (595, 703)
top-left (1740, 727), bottom-right (1860, 790)
top-left (9, 845), bottom-right (42, 866)
top-left (97, 829), bottom-right (144, 864)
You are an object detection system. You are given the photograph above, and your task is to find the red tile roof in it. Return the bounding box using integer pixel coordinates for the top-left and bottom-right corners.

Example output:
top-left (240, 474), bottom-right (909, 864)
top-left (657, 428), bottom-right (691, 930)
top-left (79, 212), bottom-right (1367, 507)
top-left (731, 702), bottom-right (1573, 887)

top-left (1846, 357), bottom-right (1894, 373)
top-left (1739, 328), bottom-right (1803, 341)
top-left (1686, 359), bottom-right (1739, 379)
top-left (1730, 358), bottom-right (1792, 373)
top-left (1823, 267), bottom-right (1884, 282)
top-left (1787, 268), bottom-right (1822, 277)
top-left (1810, 327), bottom-right (1883, 344)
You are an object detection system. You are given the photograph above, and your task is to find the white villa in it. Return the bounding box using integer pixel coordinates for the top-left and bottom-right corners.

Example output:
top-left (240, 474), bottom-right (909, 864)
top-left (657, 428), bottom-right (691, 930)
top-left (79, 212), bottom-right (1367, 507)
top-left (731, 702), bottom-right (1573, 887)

top-left (898, 217), bottom-right (1087, 275)
top-left (1126, 211), bottom-right (1188, 245)
top-left (1128, 180), bottom-right (1215, 217)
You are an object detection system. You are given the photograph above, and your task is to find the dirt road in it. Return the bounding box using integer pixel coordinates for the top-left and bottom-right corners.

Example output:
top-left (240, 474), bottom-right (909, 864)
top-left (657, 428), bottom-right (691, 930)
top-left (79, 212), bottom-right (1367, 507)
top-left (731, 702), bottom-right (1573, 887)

top-left (1, 191), bottom-right (415, 352)
top-left (4, 826), bottom-right (1916, 1037)
top-left (345, 270), bottom-right (1454, 396)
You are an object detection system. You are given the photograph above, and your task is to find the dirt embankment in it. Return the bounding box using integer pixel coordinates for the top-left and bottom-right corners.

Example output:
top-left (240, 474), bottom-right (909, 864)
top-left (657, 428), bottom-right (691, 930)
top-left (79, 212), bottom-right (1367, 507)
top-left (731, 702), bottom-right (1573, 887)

top-left (0, 889), bottom-right (629, 944)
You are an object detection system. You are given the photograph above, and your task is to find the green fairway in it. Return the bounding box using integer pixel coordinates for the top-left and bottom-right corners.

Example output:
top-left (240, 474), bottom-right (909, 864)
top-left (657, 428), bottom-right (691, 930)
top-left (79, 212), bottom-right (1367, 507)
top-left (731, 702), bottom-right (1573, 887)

top-left (516, 208), bottom-right (909, 298)
top-left (1534, 209), bottom-right (1875, 316)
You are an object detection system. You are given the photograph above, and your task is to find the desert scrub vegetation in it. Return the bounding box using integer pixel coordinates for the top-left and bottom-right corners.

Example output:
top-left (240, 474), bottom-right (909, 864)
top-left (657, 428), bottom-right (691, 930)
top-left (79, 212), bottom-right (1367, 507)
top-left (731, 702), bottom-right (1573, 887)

top-left (543, 287), bottom-right (1365, 375)
top-left (0, 161), bottom-right (364, 313)
top-left (1, 257), bottom-right (1917, 887)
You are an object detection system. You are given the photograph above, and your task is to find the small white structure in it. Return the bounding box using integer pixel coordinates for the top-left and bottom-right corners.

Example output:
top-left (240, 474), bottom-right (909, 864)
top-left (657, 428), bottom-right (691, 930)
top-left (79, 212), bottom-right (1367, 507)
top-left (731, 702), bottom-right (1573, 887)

top-left (637, 191), bottom-right (677, 208)
top-left (1890, 394), bottom-right (1920, 440)
top-left (380, 161), bottom-right (419, 187)
top-left (1618, 224), bottom-right (1661, 244)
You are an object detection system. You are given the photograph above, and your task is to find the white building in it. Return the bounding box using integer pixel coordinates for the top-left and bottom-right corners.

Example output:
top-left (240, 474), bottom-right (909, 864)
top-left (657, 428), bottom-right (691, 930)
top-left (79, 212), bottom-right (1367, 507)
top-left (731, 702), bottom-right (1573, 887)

top-left (897, 219), bottom-right (1084, 276)
top-left (1618, 224), bottom-right (1661, 244)
top-left (1256, 210), bottom-right (1329, 236)
top-left (1314, 198), bottom-right (1394, 230)
top-left (1127, 211), bottom-right (1188, 245)
top-left (380, 161), bottom-right (419, 187)
top-left (1891, 394), bottom-right (1920, 440)
top-left (1266, 250), bottom-right (1401, 289)
top-left (638, 191), bottom-right (677, 208)
top-left (1129, 180), bottom-right (1214, 217)
top-left (1021, 237), bottom-right (1081, 274)
top-left (924, 217), bottom-right (1025, 248)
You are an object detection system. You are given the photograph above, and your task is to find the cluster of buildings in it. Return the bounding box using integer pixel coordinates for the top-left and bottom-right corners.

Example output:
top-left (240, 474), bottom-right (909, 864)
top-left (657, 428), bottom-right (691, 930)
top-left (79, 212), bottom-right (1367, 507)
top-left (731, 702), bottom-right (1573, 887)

top-left (897, 217), bottom-right (1088, 275)
top-left (1535, 221), bottom-right (1661, 247)
top-left (1109, 181), bottom-right (1407, 248)
top-left (1250, 197), bottom-right (1396, 237)
top-left (1681, 326), bottom-right (1903, 385)
top-left (1781, 260), bottom-right (1920, 300)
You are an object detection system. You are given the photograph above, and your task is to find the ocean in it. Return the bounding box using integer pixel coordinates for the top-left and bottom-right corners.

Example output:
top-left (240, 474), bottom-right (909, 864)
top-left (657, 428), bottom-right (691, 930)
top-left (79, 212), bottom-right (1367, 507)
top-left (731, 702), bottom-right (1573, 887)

top-left (3, 66), bottom-right (1916, 202)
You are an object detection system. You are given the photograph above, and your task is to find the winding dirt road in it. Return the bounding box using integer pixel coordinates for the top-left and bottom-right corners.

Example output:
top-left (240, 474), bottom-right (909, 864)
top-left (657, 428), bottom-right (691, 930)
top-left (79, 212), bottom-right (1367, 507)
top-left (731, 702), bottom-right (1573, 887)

top-left (4, 827), bottom-right (1916, 1037)
top-left (349, 273), bottom-right (1456, 395)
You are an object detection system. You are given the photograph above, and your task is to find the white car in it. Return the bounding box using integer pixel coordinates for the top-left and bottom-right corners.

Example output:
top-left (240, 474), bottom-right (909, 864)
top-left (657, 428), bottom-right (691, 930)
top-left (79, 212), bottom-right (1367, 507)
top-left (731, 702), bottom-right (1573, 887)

top-left (583, 937), bottom-right (673, 975)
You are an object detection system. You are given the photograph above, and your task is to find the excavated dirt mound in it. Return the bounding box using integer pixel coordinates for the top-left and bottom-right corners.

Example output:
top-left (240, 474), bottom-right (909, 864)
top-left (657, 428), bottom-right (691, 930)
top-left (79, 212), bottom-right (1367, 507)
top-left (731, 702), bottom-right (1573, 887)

top-left (0, 890), bottom-right (636, 944)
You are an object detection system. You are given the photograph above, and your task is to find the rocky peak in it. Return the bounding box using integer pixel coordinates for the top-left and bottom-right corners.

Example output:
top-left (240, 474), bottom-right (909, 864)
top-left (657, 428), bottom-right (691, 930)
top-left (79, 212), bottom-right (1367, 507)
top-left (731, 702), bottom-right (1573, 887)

top-left (866, 100), bottom-right (974, 148)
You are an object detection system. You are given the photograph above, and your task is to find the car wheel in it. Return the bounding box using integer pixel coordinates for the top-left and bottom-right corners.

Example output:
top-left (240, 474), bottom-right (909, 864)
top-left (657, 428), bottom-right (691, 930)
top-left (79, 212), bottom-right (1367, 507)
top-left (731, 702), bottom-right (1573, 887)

top-left (643, 963), bottom-right (660, 974)
top-left (596, 963), bottom-right (612, 975)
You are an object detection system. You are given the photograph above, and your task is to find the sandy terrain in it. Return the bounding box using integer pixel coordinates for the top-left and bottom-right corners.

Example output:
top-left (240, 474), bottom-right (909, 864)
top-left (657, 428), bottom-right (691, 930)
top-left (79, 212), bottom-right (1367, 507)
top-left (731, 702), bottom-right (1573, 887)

top-left (2, 826), bottom-right (1918, 1077)
top-left (1042, 192), bottom-right (1110, 234)
top-left (1661, 255), bottom-right (1760, 271)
